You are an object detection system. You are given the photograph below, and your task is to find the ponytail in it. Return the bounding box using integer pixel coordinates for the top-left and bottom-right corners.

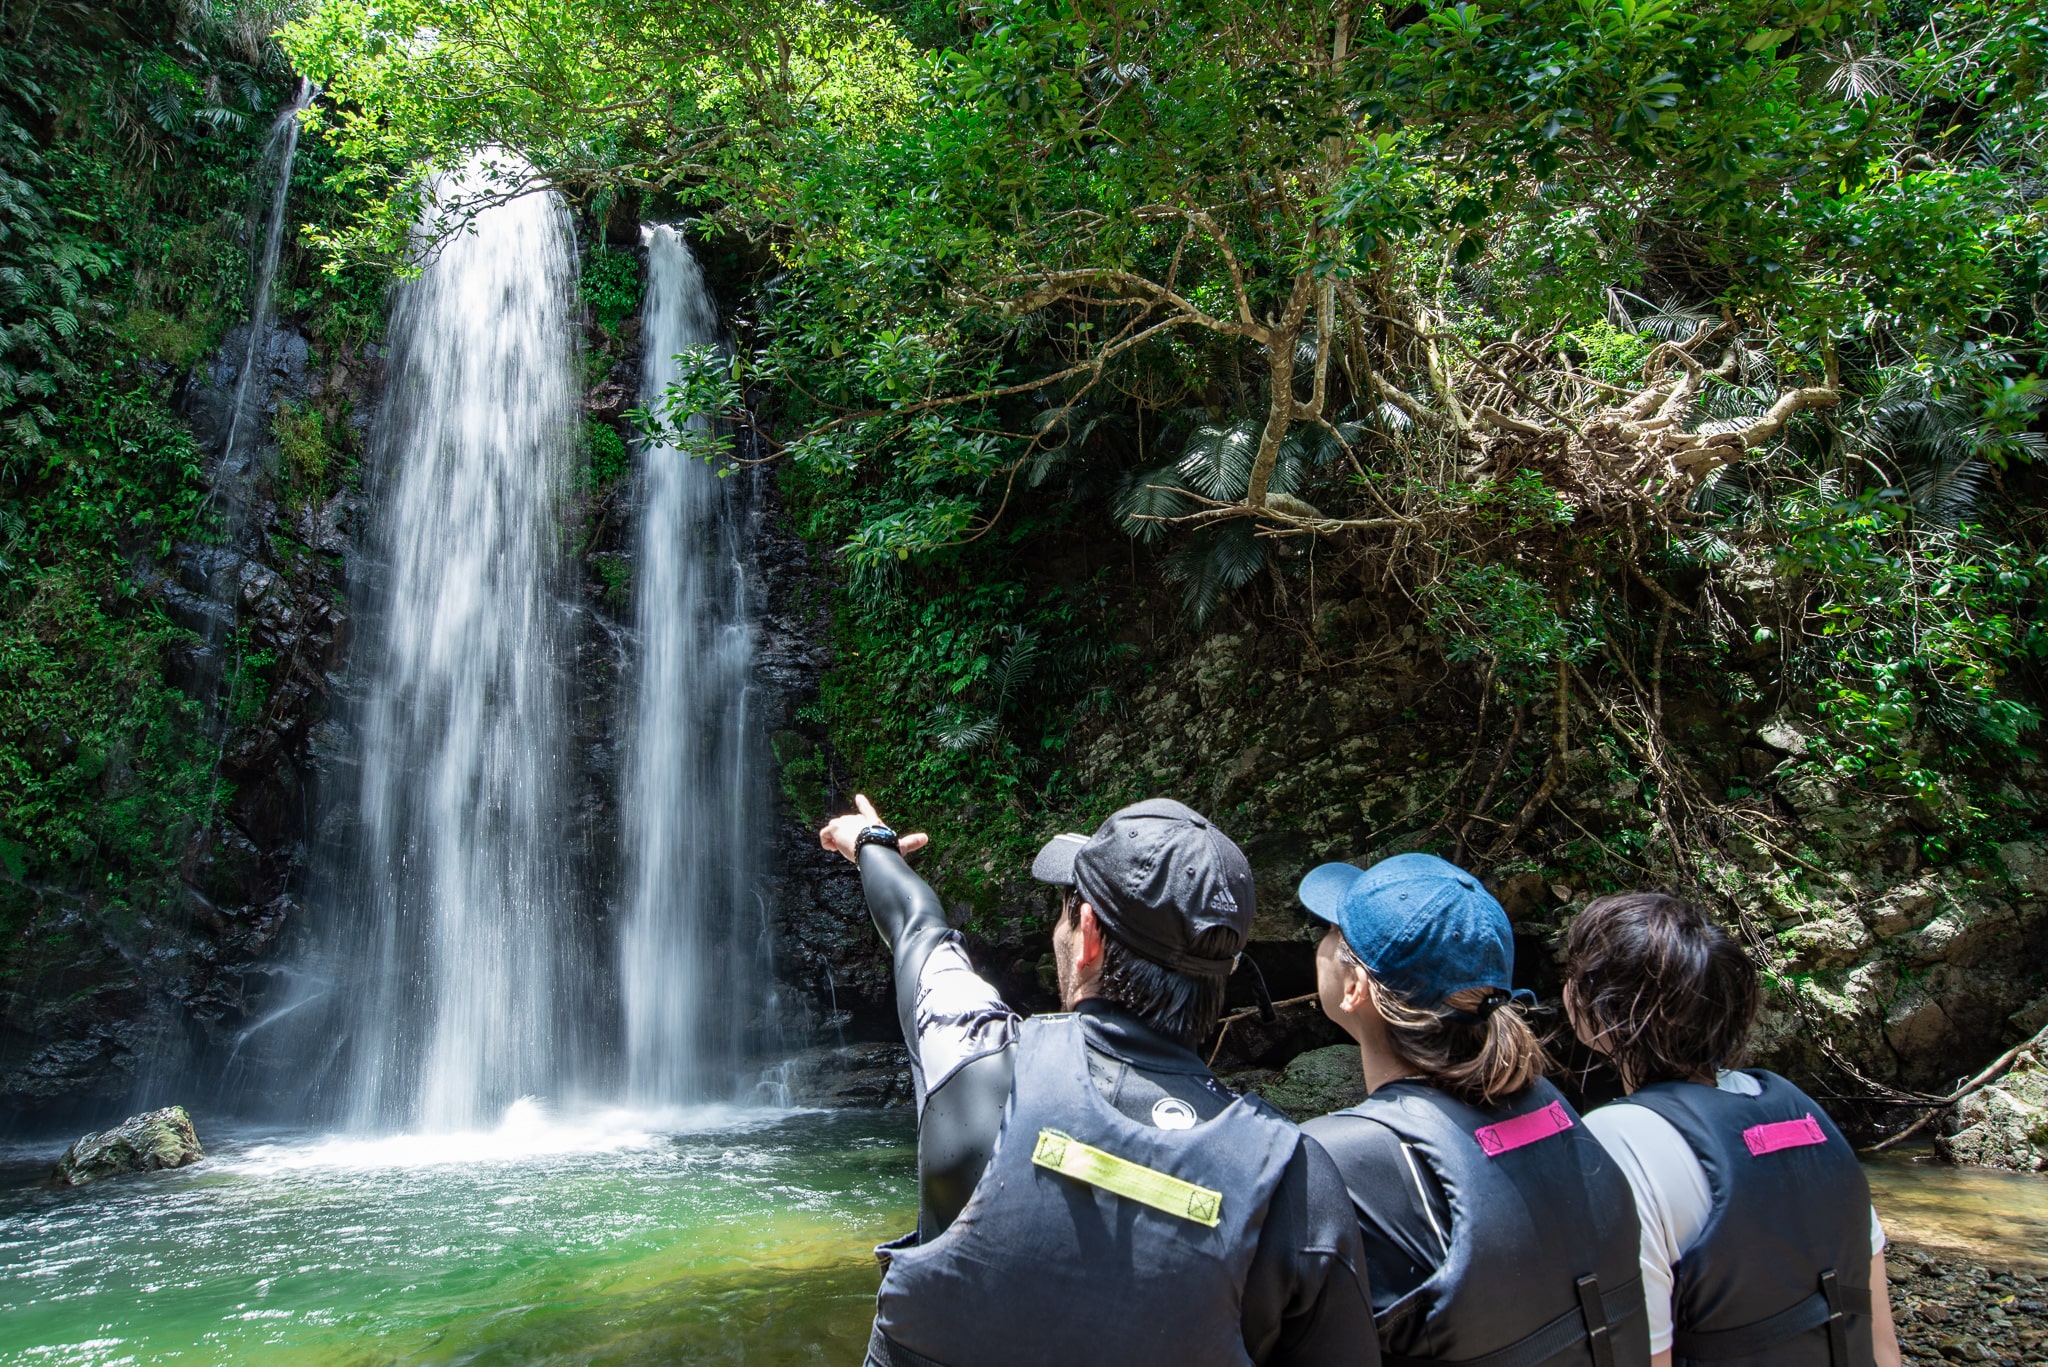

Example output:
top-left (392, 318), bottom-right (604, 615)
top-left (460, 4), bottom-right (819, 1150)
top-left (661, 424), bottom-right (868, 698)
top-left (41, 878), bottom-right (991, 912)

top-left (1370, 977), bottom-right (1545, 1107)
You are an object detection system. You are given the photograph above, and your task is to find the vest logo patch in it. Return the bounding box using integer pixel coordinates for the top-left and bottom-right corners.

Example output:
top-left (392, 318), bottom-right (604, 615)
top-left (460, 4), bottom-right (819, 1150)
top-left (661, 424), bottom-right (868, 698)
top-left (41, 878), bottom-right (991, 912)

top-left (1151, 1097), bottom-right (1198, 1130)
top-left (1473, 1099), bottom-right (1574, 1157)
top-left (1742, 1113), bottom-right (1828, 1156)
top-left (1031, 1128), bottom-right (1224, 1228)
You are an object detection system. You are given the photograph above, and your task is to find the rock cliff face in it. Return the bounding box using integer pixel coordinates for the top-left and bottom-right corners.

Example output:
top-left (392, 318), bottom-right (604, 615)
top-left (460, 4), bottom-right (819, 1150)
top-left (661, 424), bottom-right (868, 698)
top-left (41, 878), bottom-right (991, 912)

top-left (6, 247), bottom-right (2040, 1142)
top-left (762, 613), bottom-right (2048, 1131)
top-left (0, 321), bottom-right (375, 1127)
top-left (1076, 630), bottom-right (2047, 1107)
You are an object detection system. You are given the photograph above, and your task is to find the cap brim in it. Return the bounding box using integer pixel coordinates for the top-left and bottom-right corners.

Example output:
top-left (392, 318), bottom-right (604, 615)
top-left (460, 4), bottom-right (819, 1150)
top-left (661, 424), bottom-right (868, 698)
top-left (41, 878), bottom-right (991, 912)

top-left (1297, 862), bottom-right (1367, 921)
top-left (1030, 832), bottom-right (1089, 885)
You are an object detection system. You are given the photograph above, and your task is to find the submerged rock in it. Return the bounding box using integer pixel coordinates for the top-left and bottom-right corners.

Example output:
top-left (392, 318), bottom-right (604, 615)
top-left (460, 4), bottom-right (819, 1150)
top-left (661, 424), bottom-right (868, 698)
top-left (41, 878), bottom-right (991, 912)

top-left (1889, 1247), bottom-right (2046, 1367)
top-left (54, 1105), bottom-right (205, 1186)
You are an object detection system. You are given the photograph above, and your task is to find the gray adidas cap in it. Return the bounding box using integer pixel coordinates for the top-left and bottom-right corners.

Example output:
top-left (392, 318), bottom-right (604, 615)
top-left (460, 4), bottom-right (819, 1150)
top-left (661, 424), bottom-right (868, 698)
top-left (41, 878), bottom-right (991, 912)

top-left (1029, 797), bottom-right (1256, 978)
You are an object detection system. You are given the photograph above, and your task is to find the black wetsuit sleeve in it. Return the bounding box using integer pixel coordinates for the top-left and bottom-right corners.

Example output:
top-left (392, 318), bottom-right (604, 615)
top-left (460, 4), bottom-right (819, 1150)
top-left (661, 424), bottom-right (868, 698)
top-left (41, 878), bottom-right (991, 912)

top-left (1241, 1137), bottom-right (1380, 1366)
top-left (854, 845), bottom-right (1011, 1240)
top-left (855, 845), bottom-right (956, 1045)
top-left (1302, 1110), bottom-right (1453, 1325)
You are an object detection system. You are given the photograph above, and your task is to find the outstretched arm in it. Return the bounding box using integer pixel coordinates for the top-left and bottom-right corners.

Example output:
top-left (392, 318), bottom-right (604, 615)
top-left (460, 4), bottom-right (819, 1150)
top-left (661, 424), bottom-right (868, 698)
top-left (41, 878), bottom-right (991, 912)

top-left (819, 794), bottom-right (947, 1041)
top-left (820, 795), bottom-right (1016, 1238)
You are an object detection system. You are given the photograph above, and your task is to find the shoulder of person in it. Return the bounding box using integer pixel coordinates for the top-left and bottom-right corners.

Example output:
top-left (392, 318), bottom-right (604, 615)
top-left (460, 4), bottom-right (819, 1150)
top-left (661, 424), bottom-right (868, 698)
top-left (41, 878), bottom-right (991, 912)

top-left (1715, 1069), bottom-right (1765, 1096)
top-left (1301, 1107), bottom-right (1412, 1180)
top-left (1584, 1095), bottom-right (1695, 1159)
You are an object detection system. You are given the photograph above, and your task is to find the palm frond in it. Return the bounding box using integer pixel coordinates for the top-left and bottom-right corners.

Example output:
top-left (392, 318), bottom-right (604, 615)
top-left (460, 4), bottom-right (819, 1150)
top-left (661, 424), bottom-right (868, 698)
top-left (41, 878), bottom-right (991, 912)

top-left (1908, 456), bottom-right (1995, 525)
top-left (1175, 419), bottom-right (1260, 499)
top-left (1113, 462), bottom-right (1196, 543)
top-left (1162, 522), bottom-right (1267, 625)
top-left (1820, 43), bottom-right (1903, 106)
top-left (989, 627), bottom-right (1041, 711)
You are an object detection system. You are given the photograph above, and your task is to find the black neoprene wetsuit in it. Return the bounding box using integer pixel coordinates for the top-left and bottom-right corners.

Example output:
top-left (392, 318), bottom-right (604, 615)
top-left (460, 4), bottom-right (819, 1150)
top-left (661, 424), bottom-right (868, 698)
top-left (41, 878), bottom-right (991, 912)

top-left (855, 845), bottom-right (1377, 1366)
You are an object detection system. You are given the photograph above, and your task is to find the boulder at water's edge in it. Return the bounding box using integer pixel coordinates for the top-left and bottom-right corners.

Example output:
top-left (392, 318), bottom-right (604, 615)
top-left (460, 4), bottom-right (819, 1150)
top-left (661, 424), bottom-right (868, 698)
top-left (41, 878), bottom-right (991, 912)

top-left (53, 1105), bottom-right (205, 1186)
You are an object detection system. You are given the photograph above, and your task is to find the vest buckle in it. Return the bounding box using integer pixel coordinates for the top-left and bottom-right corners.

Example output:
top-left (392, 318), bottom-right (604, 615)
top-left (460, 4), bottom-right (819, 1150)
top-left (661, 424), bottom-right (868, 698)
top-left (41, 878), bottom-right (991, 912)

top-left (1575, 1274), bottom-right (1617, 1367)
top-left (1819, 1268), bottom-right (1848, 1367)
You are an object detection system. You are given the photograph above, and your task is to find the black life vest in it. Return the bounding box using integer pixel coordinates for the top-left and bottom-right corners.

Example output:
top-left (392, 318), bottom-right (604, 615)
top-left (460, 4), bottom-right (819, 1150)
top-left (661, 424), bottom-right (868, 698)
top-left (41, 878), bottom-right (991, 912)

top-left (1327, 1077), bottom-right (1651, 1367)
top-left (1617, 1072), bottom-right (1875, 1367)
top-left (868, 1012), bottom-right (1300, 1367)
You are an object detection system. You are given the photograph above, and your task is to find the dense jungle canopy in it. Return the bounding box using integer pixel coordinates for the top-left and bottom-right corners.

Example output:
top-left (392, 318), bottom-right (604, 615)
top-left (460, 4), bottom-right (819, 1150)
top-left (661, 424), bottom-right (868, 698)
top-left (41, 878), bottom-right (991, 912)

top-left (2, 0), bottom-right (2046, 1112)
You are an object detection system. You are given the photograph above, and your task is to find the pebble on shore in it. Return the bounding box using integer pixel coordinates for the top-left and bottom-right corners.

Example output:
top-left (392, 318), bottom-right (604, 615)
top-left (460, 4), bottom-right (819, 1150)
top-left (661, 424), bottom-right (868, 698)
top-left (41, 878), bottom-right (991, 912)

top-left (1889, 1246), bottom-right (2046, 1367)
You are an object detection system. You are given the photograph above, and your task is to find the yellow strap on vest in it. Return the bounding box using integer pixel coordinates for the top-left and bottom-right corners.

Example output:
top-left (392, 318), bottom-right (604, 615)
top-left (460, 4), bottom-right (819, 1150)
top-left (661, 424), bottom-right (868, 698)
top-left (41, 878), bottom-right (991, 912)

top-left (1030, 1128), bottom-right (1223, 1228)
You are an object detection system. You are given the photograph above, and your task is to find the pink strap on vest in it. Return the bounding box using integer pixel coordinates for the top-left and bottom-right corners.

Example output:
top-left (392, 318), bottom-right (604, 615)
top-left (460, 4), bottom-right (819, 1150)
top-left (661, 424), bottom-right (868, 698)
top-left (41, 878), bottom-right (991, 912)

top-left (1742, 1113), bottom-right (1828, 1156)
top-left (1473, 1100), bottom-right (1574, 1157)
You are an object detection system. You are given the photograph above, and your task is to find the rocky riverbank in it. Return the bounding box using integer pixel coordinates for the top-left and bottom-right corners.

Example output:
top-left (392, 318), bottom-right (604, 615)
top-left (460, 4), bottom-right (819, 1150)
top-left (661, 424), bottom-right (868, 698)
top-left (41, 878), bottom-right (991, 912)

top-left (1891, 1247), bottom-right (2046, 1366)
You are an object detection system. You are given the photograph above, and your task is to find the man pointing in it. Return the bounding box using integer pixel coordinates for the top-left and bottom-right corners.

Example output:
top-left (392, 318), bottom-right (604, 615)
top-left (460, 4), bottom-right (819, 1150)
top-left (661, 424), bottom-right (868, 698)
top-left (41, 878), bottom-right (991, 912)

top-left (820, 794), bottom-right (1375, 1367)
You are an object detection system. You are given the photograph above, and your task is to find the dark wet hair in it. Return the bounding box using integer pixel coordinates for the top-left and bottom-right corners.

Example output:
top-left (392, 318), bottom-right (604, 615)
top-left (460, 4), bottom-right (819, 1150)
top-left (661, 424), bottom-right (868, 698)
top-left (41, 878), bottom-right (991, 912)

top-left (1061, 889), bottom-right (1231, 1051)
top-left (1563, 892), bottom-right (1758, 1090)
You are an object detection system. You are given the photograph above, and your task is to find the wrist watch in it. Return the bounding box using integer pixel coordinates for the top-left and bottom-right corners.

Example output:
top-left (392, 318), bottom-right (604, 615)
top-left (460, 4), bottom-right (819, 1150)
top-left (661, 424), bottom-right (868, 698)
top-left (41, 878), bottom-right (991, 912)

top-left (854, 824), bottom-right (901, 856)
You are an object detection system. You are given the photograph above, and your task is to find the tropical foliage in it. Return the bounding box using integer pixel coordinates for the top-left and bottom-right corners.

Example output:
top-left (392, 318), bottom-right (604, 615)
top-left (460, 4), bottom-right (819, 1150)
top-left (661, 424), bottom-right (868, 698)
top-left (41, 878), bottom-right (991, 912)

top-left (0, 2), bottom-right (315, 940)
top-left (281, 0), bottom-right (2046, 874)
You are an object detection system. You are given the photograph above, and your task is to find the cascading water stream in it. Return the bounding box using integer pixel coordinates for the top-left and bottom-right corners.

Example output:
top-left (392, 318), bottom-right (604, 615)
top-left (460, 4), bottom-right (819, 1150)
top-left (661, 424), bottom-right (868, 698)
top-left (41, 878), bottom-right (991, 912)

top-left (189, 78), bottom-right (316, 727)
top-left (311, 156), bottom-right (590, 1132)
top-left (215, 76), bottom-right (316, 512)
top-left (619, 225), bottom-right (772, 1104)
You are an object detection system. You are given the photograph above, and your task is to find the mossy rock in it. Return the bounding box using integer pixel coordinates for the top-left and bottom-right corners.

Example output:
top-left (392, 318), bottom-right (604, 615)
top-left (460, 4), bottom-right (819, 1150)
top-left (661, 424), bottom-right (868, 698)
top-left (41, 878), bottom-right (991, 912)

top-left (1254, 1044), bottom-right (1368, 1121)
top-left (54, 1105), bottom-right (205, 1186)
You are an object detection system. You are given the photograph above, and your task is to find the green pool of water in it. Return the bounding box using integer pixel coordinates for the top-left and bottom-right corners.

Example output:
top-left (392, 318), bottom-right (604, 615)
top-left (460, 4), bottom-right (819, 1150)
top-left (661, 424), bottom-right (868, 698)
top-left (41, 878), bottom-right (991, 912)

top-left (11, 1104), bottom-right (2044, 1365)
top-left (0, 1104), bottom-right (916, 1365)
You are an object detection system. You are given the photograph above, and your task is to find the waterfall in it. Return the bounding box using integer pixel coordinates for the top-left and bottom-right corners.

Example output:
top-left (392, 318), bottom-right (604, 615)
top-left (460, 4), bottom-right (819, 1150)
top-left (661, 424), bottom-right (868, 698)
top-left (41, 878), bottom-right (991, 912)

top-left (618, 225), bottom-right (771, 1104)
top-left (189, 78), bottom-right (316, 721)
top-left (317, 156), bottom-right (590, 1132)
top-left (216, 76), bottom-right (315, 508)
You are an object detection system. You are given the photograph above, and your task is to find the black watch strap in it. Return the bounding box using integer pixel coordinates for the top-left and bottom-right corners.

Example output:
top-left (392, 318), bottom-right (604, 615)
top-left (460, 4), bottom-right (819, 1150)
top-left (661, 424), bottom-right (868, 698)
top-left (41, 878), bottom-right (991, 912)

top-left (855, 824), bottom-right (901, 855)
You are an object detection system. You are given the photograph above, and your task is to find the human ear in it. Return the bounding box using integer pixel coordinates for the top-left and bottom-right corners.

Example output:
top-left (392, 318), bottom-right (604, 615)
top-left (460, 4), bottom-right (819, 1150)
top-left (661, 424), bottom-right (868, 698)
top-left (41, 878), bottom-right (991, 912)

top-left (1075, 902), bottom-right (1107, 974)
top-left (1345, 966), bottom-right (1377, 1017)
top-left (1561, 980), bottom-right (1602, 1052)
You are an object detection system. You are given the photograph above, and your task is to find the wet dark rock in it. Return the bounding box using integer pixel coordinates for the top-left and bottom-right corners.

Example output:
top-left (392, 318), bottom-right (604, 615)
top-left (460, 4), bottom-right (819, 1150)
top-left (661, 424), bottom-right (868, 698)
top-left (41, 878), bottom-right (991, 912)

top-left (748, 452), bottom-right (898, 1041)
top-left (53, 1105), bottom-right (204, 1185)
top-left (784, 1042), bottom-right (914, 1108)
top-left (2, 320), bottom-right (365, 1125)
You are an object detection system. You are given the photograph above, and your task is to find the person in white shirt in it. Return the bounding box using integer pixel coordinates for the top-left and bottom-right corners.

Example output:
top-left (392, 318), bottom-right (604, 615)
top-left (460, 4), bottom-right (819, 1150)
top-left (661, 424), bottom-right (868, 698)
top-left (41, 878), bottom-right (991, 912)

top-left (1562, 892), bottom-right (1902, 1367)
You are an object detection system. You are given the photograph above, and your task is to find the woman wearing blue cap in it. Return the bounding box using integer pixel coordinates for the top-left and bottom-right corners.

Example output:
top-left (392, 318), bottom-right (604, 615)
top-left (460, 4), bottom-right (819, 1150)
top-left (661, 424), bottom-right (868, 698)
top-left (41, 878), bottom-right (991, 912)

top-left (1297, 852), bottom-right (1651, 1367)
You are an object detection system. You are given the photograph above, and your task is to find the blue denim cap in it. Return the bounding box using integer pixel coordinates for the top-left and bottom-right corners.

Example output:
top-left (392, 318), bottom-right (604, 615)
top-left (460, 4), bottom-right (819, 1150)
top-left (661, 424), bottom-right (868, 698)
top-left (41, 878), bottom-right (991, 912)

top-left (1297, 852), bottom-right (1519, 1009)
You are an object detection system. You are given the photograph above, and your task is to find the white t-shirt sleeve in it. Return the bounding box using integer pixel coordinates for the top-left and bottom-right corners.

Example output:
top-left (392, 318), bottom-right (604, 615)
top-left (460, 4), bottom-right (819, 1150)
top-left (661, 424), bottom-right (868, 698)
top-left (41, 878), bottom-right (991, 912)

top-left (1584, 1103), bottom-right (1713, 1354)
top-left (1586, 1076), bottom-right (1887, 1355)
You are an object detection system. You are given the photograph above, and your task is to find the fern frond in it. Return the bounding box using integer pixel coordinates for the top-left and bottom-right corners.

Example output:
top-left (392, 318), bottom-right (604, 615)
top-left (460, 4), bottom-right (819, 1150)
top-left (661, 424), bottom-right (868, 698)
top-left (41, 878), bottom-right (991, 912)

top-left (929, 705), bottom-right (999, 750)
